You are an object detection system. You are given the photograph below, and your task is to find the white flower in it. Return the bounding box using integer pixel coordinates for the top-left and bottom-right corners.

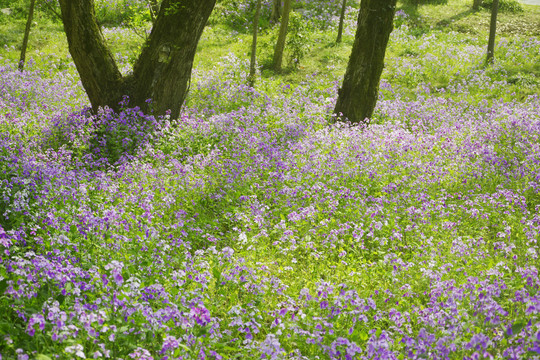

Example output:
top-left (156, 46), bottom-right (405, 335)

top-left (238, 232), bottom-right (247, 244)
top-left (65, 344), bottom-right (86, 358)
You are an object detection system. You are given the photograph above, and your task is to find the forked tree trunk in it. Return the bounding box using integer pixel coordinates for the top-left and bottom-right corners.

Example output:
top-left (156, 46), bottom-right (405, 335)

top-left (336, 0), bottom-right (347, 43)
top-left (271, 0), bottom-right (281, 23)
top-left (273, 0), bottom-right (291, 72)
top-left (19, 0), bottom-right (36, 72)
top-left (473, 0), bottom-right (482, 11)
top-left (334, 0), bottom-right (397, 124)
top-left (249, 0), bottom-right (262, 86)
top-left (486, 0), bottom-right (499, 64)
top-left (58, 0), bottom-right (216, 119)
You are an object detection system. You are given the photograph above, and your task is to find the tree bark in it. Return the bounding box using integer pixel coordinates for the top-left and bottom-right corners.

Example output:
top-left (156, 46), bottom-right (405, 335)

top-left (472, 0), bottom-right (482, 11)
top-left (58, 0), bottom-right (125, 111)
top-left (270, 0), bottom-right (281, 23)
top-left (334, 0), bottom-right (397, 124)
top-left (249, 0), bottom-right (262, 86)
top-left (58, 0), bottom-right (216, 119)
top-left (131, 0), bottom-right (215, 118)
top-left (336, 0), bottom-right (347, 43)
top-left (273, 0), bottom-right (291, 72)
top-left (19, 0), bottom-right (36, 72)
top-left (486, 0), bottom-right (498, 64)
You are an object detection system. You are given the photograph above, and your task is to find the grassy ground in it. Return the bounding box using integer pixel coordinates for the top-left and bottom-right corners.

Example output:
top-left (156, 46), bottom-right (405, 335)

top-left (1, 0), bottom-right (538, 88)
top-left (1, 1), bottom-right (540, 359)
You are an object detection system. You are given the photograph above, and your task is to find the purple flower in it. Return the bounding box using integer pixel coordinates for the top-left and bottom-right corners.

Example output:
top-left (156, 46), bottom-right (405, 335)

top-left (190, 306), bottom-right (211, 326)
top-left (161, 335), bottom-right (180, 353)
top-left (260, 334), bottom-right (284, 359)
top-left (26, 313), bottom-right (45, 336)
top-left (15, 349), bottom-right (28, 360)
top-left (0, 226), bottom-right (11, 248)
top-left (129, 347), bottom-right (153, 360)
top-left (104, 261), bottom-right (124, 287)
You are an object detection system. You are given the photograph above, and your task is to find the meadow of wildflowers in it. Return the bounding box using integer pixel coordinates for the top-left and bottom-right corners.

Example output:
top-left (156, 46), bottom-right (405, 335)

top-left (1, 1), bottom-right (540, 359)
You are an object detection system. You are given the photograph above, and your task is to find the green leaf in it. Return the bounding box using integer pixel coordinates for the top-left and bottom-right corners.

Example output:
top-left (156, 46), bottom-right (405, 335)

top-left (212, 267), bottom-right (221, 283)
top-left (35, 355), bottom-right (53, 360)
top-left (119, 326), bottom-right (129, 333)
top-left (56, 294), bottom-right (66, 305)
top-left (37, 284), bottom-right (49, 299)
top-left (356, 330), bottom-right (368, 341)
top-left (173, 344), bottom-right (191, 357)
top-left (511, 321), bottom-right (526, 335)
top-left (219, 345), bottom-right (238, 352)
top-left (0, 278), bottom-right (8, 294)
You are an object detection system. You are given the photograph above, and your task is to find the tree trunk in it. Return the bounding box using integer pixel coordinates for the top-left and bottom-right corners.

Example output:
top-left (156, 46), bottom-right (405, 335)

top-left (58, 0), bottom-right (216, 119)
top-left (18, 0), bottom-right (36, 72)
top-left (473, 0), bottom-right (482, 11)
top-left (249, 0), bottom-right (262, 86)
top-left (336, 0), bottom-right (347, 43)
top-left (486, 0), bottom-right (498, 64)
top-left (270, 0), bottom-right (281, 23)
top-left (58, 0), bottom-right (125, 111)
top-left (273, 0), bottom-right (291, 72)
top-left (131, 0), bottom-right (215, 118)
top-left (334, 0), bottom-right (397, 124)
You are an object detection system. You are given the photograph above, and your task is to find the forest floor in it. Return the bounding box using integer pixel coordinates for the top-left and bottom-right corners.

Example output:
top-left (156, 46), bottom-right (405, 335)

top-left (1, 0), bottom-right (540, 359)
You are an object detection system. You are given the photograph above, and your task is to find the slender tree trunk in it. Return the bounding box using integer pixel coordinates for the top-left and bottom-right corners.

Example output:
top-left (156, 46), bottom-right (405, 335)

top-left (334, 0), bottom-right (397, 124)
top-left (473, 0), bottom-right (482, 11)
top-left (58, 0), bottom-right (215, 119)
top-left (271, 0), bottom-right (281, 23)
top-left (486, 0), bottom-right (498, 64)
top-left (273, 0), bottom-right (291, 72)
top-left (18, 0), bottom-right (36, 72)
top-left (336, 0), bottom-right (347, 43)
top-left (249, 0), bottom-right (262, 86)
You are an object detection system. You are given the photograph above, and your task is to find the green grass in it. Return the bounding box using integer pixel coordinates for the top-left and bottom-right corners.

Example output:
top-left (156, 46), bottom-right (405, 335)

top-left (1, 0), bottom-right (538, 98)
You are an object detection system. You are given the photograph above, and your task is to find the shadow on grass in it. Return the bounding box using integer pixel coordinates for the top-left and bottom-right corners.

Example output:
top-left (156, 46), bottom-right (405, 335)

top-left (435, 8), bottom-right (475, 27)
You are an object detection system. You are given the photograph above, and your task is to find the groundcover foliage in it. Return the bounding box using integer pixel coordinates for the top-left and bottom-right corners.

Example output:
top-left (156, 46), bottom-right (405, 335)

top-left (1, 0), bottom-right (540, 359)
